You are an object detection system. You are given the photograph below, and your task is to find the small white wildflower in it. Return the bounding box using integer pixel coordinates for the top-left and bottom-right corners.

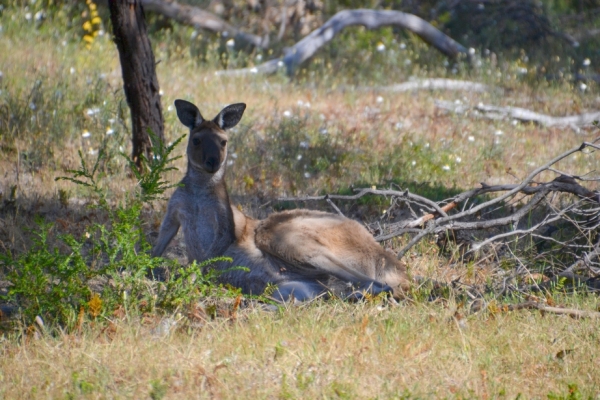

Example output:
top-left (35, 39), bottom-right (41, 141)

top-left (25, 12), bottom-right (32, 21)
top-left (167, 105), bottom-right (173, 112)
top-left (299, 141), bottom-right (309, 149)
top-left (119, 146), bottom-right (124, 152)
top-left (583, 58), bottom-right (591, 67)
top-left (250, 67), bottom-right (258, 74)
top-left (411, 160), bottom-right (416, 166)
top-left (226, 39), bottom-right (235, 47)
top-left (82, 131), bottom-right (91, 138)
top-left (494, 138), bottom-right (501, 144)
top-left (511, 119), bottom-right (518, 126)
top-left (283, 110), bottom-right (292, 118)
top-left (277, 60), bottom-right (285, 67)
top-left (108, 118), bottom-right (115, 124)
top-left (304, 102), bottom-right (311, 108)
top-left (404, 59), bottom-right (412, 66)
top-left (468, 136), bottom-right (475, 142)
top-left (399, 43), bottom-right (406, 49)
top-left (70, 67), bottom-right (75, 74)
top-left (190, 30), bottom-right (198, 39)
top-left (580, 83), bottom-right (587, 92)
top-left (376, 96), bottom-right (384, 104)
top-left (468, 47), bottom-right (476, 55)
top-left (28, 102), bottom-right (36, 110)
top-left (98, 29), bottom-right (105, 36)
top-left (86, 108), bottom-right (100, 116)
top-left (425, 142), bottom-right (430, 148)
top-left (442, 165), bottom-right (450, 171)
top-left (495, 130), bottom-right (503, 136)
top-left (517, 67), bottom-right (527, 74)
top-left (297, 100), bottom-right (304, 107)
top-left (395, 122), bottom-right (403, 130)
top-left (256, 54), bottom-right (263, 61)
top-left (106, 128), bottom-right (114, 135)
top-left (159, 89), bottom-right (164, 96)
top-left (319, 128), bottom-right (328, 135)
top-left (231, 152), bottom-right (237, 159)
top-left (455, 156), bottom-right (462, 163)
top-left (61, 40), bottom-right (67, 47)
top-left (88, 148), bottom-right (97, 156)
top-left (34, 11), bottom-right (43, 21)
top-left (296, 154), bottom-right (302, 160)
top-left (304, 172), bottom-right (311, 179)
top-left (376, 42), bottom-right (385, 52)
top-left (527, 161), bottom-right (535, 166)
top-left (227, 160), bottom-right (234, 166)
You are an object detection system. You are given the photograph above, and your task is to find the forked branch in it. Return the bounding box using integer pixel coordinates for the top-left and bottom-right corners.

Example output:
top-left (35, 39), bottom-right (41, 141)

top-left (278, 139), bottom-right (600, 270)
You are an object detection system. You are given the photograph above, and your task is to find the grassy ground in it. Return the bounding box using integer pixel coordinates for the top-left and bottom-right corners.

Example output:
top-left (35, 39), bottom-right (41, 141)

top-left (2, 296), bottom-right (600, 399)
top-left (1, 5), bottom-right (600, 398)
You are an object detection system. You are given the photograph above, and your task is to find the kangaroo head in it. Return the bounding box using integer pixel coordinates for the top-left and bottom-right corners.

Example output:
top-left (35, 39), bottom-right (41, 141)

top-left (174, 99), bottom-right (246, 174)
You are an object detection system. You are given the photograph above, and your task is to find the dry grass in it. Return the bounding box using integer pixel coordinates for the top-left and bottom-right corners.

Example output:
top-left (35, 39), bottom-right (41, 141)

top-left (2, 6), bottom-right (600, 398)
top-left (2, 299), bottom-right (600, 399)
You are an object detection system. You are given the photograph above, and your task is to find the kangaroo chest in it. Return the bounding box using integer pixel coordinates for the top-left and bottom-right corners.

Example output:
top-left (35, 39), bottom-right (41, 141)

top-left (178, 192), bottom-right (235, 262)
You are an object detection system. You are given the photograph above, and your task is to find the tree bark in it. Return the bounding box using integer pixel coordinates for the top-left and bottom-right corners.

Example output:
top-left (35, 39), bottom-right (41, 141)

top-left (108, 0), bottom-right (164, 169)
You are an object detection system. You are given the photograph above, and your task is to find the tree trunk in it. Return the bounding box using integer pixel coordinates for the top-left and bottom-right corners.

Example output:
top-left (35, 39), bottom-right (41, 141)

top-left (108, 0), bottom-right (164, 169)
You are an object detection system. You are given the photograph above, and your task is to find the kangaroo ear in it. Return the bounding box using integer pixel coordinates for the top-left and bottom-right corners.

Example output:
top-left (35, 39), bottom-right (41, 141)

top-left (213, 103), bottom-right (246, 130)
top-left (174, 99), bottom-right (204, 129)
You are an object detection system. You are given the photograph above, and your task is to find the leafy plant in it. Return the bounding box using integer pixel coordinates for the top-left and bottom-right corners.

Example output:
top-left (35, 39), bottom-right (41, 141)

top-left (0, 219), bottom-right (93, 325)
top-left (123, 130), bottom-right (185, 203)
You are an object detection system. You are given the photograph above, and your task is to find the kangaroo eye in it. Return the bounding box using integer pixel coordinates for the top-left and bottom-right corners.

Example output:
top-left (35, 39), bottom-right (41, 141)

top-left (221, 140), bottom-right (227, 147)
top-left (192, 138), bottom-right (201, 146)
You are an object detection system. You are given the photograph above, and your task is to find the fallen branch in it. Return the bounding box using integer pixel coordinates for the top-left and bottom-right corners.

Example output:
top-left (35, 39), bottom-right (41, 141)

top-left (369, 79), bottom-right (497, 93)
top-left (218, 9), bottom-right (467, 76)
top-left (436, 100), bottom-right (600, 128)
top-left (277, 139), bottom-right (600, 261)
top-left (506, 301), bottom-right (600, 319)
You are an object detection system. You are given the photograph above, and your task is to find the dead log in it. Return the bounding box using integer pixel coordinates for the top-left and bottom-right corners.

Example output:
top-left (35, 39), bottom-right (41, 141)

top-left (218, 9), bottom-right (468, 76)
top-left (108, 0), bottom-right (164, 169)
top-left (436, 100), bottom-right (600, 128)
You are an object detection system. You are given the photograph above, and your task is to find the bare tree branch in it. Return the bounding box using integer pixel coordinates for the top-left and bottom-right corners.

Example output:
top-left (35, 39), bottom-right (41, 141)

top-left (277, 139), bottom-right (600, 267)
top-left (506, 301), bottom-right (600, 319)
top-left (218, 9), bottom-right (468, 76)
top-left (436, 100), bottom-right (600, 128)
top-left (363, 79), bottom-right (498, 93)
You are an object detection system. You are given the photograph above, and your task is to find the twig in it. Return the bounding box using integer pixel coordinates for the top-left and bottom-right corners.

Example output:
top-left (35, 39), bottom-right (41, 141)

top-left (506, 301), bottom-right (600, 319)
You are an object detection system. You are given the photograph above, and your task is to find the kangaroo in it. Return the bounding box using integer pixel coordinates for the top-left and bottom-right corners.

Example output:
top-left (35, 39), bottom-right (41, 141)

top-left (152, 99), bottom-right (410, 301)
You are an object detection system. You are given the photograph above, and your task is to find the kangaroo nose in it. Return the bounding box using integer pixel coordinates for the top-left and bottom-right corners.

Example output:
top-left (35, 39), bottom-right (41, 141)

top-left (205, 157), bottom-right (218, 172)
